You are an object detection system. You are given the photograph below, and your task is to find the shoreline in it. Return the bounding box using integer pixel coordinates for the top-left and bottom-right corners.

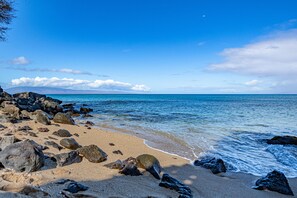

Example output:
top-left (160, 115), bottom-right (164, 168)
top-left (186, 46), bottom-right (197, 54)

top-left (0, 118), bottom-right (296, 197)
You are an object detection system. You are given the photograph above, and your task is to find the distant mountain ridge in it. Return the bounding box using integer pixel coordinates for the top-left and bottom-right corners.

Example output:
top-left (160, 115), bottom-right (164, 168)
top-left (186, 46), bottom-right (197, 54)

top-left (5, 86), bottom-right (128, 94)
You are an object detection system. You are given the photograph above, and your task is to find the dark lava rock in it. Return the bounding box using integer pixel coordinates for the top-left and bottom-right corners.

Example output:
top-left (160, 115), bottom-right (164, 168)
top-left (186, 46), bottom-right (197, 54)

top-left (0, 135), bottom-right (20, 150)
top-left (112, 150), bottom-right (123, 155)
top-left (53, 113), bottom-right (75, 125)
top-left (109, 143), bottom-right (115, 146)
top-left (62, 103), bottom-right (75, 109)
top-left (44, 141), bottom-right (63, 150)
top-left (119, 157), bottom-right (142, 176)
top-left (267, 136), bottom-right (297, 145)
top-left (105, 157), bottom-right (142, 176)
top-left (159, 174), bottom-right (192, 198)
top-left (85, 121), bottom-right (95, 126)
top-left (80, 107), bottom-right (93, 114)
top-left (0, 140), bottom-right (44, 172)
top-left (18, 125), bottom-right (33, 131)
top-left (136, 154), bottom-right (162, 180)
top-left (64, 181), bottom-right (89, 193)
top-left (53, 151), bottom-right (82, 167)
top-left (73, 133), bottom-right (79, 137)
top-left (82, 114), bottom-right (93, 118)
top-left (77, 144), bottom-right (107, 163)
top-left (13, 92), bottom-right (62, 114)
top-left (77, 145), bottom-right (107, 163)
top-left (37, 127), bottom-right (49, 132)
top-left (253, 170), bottom-right (294, 196)
top-left (35, 110), bottom-right (51, 125)
top-left (60, 138), bottom-right (81, 150)
top-left (194, 157), bottom-right (226, 174)
top-left (53, 129), bottom-right (72, 137)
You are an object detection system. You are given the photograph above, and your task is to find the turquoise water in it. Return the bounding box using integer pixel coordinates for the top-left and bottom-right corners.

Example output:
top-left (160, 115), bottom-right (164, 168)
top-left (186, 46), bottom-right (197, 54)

top-left (50, 94), bottom-right (297, 178)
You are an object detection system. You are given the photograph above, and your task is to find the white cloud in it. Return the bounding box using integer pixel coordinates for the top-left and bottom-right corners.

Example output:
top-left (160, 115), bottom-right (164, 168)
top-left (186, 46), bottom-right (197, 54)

top-left (244, 80), bottom-right (262, 86)
top-left (11, 77), bottom-right (150, 92)
top-left (12, 56), bottom-right (30, 65)
top-left (209, 29), bottom-right (297, 76)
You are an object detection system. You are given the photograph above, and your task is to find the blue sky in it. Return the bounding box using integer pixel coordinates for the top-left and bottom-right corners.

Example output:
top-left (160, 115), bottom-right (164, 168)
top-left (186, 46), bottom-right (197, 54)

top-left (1, 0), bottom-right (297, 93)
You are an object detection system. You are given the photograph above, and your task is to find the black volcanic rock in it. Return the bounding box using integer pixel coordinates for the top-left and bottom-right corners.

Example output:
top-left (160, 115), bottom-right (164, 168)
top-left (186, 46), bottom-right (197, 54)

top-left (159, 174), bottom-right (192, 198)
top-left (194, 157), bottom-right (226, 174)
top-left (267, 136), bottom-right (297, 145)
top-left (253, 170), bottom-right (294, 196)
top-left (13, 92), bottom-right (62, 114)
top-left (53, 129), bottom-right (72, 137)
top-left (0, 140), bottom-right (44, 172)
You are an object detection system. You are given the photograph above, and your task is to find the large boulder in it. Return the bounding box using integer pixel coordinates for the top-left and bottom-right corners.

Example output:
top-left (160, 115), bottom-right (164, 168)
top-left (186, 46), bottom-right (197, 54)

top-left (159, 174), bottom-right (192, 198)
top-left (60, 138), bottom-right (81, 150)
top-left (267, 136), bottom-right (297, 145)
top-left (53, 129), bottom-right (72, 137)
top-left (35, 110), bottom-right (51, 125)
top-left (194, 157), bottom-right (226, 174)
top-left (136, 154), bottom-right (162, 179)
top-left (53, 113), bottom-right (75, 125)
top-left (53, 151), bottom-right (82, 167)
top-left (253, 170), bottom-right (294, 195)
top-left (77, 145), bottom-right (107, 163)
top-left (0, 140), bottom-right (45, 172)
top-left (3, 104), bottom-right (20, 119)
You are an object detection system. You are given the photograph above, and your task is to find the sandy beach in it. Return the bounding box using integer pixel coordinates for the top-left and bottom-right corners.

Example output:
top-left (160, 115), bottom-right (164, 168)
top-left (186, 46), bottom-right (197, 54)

top-left (0, 117), bottom-right (296, 197)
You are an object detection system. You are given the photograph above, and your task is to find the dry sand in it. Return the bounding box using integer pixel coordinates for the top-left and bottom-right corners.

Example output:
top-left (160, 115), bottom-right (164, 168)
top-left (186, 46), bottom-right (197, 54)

top-left (0, 119), bottom-right (296, 197)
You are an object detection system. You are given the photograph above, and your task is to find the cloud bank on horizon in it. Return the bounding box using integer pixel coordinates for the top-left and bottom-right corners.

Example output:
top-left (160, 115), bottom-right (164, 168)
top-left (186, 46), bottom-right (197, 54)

top-left (206, 28), bottom-right (297, 93)
top-left (11, 77), bottom-right (150, 92)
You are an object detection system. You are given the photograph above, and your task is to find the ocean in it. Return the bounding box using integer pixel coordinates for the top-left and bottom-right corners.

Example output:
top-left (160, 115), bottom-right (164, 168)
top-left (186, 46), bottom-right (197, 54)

top-left (49, 94), bottom-right (297, 178)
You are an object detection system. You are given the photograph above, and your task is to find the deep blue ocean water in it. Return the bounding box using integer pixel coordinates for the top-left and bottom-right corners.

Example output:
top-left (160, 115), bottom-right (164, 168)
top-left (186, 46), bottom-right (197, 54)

top-left (49, 94), bottom-right (297, 178)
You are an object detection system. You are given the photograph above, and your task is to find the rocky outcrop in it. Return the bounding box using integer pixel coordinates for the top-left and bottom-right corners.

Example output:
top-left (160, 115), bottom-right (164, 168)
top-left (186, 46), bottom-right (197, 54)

top-left (253, 170), bottom-right (294, 195)
top-left (159, 174), bottom-right (192, 198)
top-left (136, 154), bottom-right (162, 179)
top-left (60, 138), bottom-right (81, 150)
top-left (194, 157), bottom-right (226, 174)
top-left (53, 129), bottom-right (72, 137)
top-left (35, 110), bottom-right (51, 125)
top-left (13, 92), bottom-right (62, 115)
top-left (267, 136), bottom-right (297, 145)
top-left (77, 145), bottom-right (107, 163)
top-left (53, 151), bottom-right (82, 167)
top-left (105, 157), bottom-right (142, 176)
top-left (0, 140), bottom-right (45, 172)
top-left (53, 113), bottom-right (75, 125)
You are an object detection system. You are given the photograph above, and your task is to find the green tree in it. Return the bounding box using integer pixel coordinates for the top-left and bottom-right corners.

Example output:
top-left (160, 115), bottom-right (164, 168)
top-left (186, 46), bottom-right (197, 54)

top-left (0, 0), bottom-right (14, 41)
